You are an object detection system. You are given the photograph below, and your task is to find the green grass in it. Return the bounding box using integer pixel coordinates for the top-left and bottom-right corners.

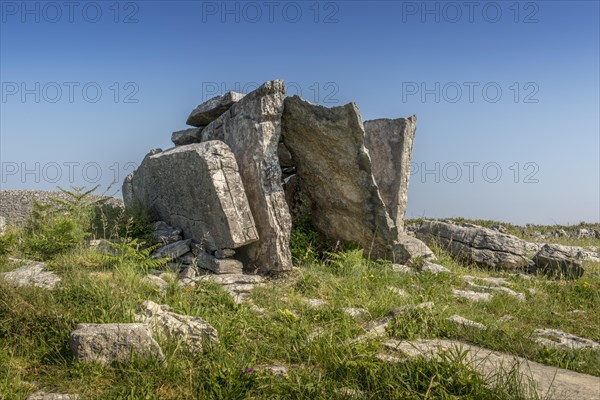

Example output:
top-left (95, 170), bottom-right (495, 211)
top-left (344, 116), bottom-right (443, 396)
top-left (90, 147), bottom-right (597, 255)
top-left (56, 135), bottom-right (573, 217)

top-left (0, 193), bottom-right (598, 398)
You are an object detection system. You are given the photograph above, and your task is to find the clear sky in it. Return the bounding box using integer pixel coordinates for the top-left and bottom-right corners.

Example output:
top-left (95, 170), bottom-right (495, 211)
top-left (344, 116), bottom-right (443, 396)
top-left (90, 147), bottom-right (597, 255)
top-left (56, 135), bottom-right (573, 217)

top-left (1, 0), bottom-right (598, 225)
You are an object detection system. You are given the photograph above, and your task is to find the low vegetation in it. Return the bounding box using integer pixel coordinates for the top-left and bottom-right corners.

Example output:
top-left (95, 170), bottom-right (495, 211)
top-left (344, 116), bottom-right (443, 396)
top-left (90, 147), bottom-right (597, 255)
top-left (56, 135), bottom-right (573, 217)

top-left (0, 189), bottom-right (598, 399)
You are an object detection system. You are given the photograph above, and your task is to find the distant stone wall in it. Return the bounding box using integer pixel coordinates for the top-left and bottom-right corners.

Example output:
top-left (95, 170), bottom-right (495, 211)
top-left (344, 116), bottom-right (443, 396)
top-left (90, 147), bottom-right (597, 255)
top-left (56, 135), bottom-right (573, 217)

top-left (0, 190), bottom-right (123, 227)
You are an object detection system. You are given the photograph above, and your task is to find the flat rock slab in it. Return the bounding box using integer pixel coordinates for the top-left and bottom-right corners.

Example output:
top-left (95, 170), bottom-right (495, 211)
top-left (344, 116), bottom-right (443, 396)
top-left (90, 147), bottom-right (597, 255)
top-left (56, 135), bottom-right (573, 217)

top-left (453, 289), bottom-right (492, 302)
top-left (417, 220), bottom-right (534, 270)
top-left (69, 323), bottom-right (165, 366)
top-left (135, 300), bottom-right (218, 351)
top-left (534, 328), bottom-right (600, 350)
top-left (200, 81), bottom-right (292, 273)
top-left (187, 91), bottom-right (245, 127)
top-left (1, 259), bottom-right (60, 290)
top-left (123, 141), bottom-right (258, 253)
top-left (197, 274), bottom-right (265, 285)
top-left (28, 392), bottom-right (79, 400)
top-left (152, 239), bottom-right (191, 260)
top-left (421, 261), bottom-right (450, 274)
top-left (383, 339), bottom-right (600, 400)
top-left (364, 117), bottom-right (416, 232)
top-left (447, 315), bottom-right (487, 330)
top-left (343, 307), bottom-right (371, 320)
top-left (464, 281), bottom-right (525, 301)
top-left (197, 252), bottom-right (243, 274)
top-left (281, 96), bottom-right (397, 260)
top-left (171, 127), bottom-right (204, 146)
top-left (151, 221), bottom-right (182, 244)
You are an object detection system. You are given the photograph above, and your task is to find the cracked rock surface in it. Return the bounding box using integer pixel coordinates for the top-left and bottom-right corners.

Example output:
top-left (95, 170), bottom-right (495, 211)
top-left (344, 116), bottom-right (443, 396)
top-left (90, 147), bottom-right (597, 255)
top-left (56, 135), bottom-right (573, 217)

top-left (417, 220), bottom-right (534, 270)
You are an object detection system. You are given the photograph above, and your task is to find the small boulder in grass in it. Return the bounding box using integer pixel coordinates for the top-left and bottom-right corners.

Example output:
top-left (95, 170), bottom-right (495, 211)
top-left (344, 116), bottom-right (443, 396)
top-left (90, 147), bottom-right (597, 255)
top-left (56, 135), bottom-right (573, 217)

top-left (69, 323), bottom-right (165, 366)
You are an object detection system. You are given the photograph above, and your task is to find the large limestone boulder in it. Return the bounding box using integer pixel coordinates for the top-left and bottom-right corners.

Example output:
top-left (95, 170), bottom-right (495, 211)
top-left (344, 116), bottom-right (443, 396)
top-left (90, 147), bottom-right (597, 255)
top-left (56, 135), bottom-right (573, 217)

top-left (364, 117), bottom-right (416, 231)
top-left (69, 323), bottom-right (165, 365)
top-left (123, 141), bottom-right (258, 253)
top-left (282, 96), bottom-right (428, 262)
top-left (200, 81), bottom-right (292, 273)
top-left (417, 220), bottom-right (533, 270)
top-left (531, 244), bottom-right (585, 279)
top-left (186, 91), bottom-right (245, 127)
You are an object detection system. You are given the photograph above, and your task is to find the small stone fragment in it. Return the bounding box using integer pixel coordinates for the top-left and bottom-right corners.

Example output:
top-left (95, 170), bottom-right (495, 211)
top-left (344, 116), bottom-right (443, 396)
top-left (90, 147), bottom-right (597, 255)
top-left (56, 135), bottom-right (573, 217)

top-left (447, 315), bottom-right (487, 330)
top-left (142, 274), bottom-right (169, 293)
top-left (343, 307), bottom-right (371, 320)
top-left (421, 261), bottom-right (450, 274)
top-left (152, 239), bottom-right (192, 260)
top-left (452, 289), bottom-right (492, 302)
top-left (214, 248), bottom-right (236, 259)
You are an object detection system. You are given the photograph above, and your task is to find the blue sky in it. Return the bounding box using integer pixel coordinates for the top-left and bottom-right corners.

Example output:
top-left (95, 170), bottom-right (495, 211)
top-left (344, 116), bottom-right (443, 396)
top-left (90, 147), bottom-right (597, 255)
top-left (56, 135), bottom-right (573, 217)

top-left (1, 0), bottom-right (598, 225)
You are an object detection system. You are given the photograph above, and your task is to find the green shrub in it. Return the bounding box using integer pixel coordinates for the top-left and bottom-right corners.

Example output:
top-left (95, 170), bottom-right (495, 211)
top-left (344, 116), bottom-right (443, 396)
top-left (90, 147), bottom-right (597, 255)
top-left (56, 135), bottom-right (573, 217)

top-left (0, 232), bottom-right (16, 257)
top-left (22, 187), bottom-right (96, 260)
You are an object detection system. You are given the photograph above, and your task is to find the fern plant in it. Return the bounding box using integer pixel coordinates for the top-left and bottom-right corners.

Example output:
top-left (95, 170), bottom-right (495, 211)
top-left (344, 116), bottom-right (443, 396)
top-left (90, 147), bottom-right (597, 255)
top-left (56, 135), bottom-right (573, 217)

top-left (96, 238), bottom-right (168, 273)
top-left (22, 186), bottom-right (98, 260)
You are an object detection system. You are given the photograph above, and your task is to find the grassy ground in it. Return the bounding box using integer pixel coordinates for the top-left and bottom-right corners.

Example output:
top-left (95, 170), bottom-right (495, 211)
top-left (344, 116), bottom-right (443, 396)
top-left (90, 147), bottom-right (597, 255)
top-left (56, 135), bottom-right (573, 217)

top-left (0, 194), bottom-right (598, 399)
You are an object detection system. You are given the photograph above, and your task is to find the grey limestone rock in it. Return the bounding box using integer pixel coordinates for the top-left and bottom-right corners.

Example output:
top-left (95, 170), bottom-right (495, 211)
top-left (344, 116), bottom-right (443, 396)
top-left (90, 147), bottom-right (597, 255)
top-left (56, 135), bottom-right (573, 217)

top-left (200, 81), bottom-right (292, 273)
top-left (123, 141), bottom-right (258, 253)
top-left (364, 117), bottom-right (416, 232)
top-left (417, 220), bottom-right (533, 270)
top-left (69, 323), bottom-right (165, 365)
top-left (187, 91), bottom-right (245, 127)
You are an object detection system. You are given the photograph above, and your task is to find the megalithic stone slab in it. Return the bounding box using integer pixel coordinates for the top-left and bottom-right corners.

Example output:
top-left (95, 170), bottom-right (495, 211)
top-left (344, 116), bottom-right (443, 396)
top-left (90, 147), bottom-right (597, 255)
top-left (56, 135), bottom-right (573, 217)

top-left (122, 141), bottom-right (258, 252)
top-left (200, 80), bottom-right (293, 273)
top-left (281, 96), bottom-right (398, 259)
top-left (364, 117), bottom-right (416, 231)
top-left (187, 91), bottom-right (245, 127)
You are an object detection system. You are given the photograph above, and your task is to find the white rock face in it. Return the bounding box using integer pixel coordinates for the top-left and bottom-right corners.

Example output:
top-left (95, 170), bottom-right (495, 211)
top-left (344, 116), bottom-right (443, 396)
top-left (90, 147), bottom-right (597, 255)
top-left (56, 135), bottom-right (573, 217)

top-left (69, 323), bottom-right (165, 366)
top-left (135, 300), bottom-right (218, 351)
